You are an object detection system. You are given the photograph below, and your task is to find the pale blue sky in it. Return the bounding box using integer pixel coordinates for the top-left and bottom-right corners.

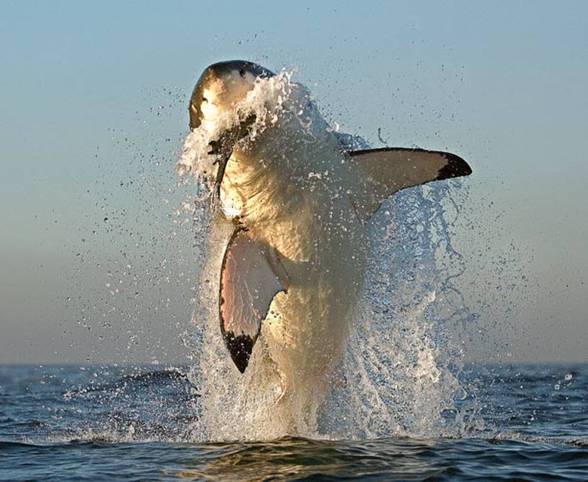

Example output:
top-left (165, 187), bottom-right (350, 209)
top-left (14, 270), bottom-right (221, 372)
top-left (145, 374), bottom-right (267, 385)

top-left (0, 1), bottom-right (586, 363)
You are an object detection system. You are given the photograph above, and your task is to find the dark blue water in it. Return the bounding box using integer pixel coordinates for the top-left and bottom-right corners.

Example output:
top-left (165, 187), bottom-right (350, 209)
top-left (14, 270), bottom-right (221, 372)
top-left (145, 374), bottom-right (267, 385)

top-left (1, 364), bottom-right (587, 481)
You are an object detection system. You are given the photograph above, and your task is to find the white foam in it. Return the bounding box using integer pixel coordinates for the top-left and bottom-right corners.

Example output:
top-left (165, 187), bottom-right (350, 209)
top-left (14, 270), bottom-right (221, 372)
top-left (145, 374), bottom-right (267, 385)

top-left (177, 71), bottom-right (296, 186)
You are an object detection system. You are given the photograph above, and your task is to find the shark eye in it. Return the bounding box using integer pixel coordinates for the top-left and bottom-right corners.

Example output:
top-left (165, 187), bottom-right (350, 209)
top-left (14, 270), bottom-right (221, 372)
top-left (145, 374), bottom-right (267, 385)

top-left (239, 68), bottom-right (246, 78)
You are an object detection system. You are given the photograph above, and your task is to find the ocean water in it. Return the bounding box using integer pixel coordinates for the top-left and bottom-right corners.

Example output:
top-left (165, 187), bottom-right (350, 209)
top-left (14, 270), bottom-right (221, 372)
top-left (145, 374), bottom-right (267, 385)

top-left (1, 363), bottom-right (587, 481)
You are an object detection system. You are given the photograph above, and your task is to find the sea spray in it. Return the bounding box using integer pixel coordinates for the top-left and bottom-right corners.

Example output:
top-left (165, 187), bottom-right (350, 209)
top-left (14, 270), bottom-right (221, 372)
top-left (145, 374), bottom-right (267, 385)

top-left (178, 71), bottom-right (296, 182)
top-left (179, 71), bottom-right (479, 441)
top-left (322, 184), bottom-right (480, 439)
top-left (61, 75), bottom-right (486, 444)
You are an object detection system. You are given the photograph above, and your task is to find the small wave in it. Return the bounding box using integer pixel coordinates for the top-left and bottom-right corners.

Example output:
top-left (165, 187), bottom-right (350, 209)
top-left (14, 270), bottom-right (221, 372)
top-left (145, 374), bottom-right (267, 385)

top-left (491, 431), bottom-right (588, 448)
top-left (64, 367), bottom-right (195, 397)
top-left (116, 367), bottom-right (191, 386)
top-left (0, 440), bottom-right (39, 449)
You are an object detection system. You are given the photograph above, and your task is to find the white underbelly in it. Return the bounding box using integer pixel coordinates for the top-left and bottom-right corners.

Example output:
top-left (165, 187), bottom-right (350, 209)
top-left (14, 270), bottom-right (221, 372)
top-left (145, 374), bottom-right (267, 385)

top-left (260, 215), bottom-right (365, 386)
top-left (219, 145), bottom-right (366, 387)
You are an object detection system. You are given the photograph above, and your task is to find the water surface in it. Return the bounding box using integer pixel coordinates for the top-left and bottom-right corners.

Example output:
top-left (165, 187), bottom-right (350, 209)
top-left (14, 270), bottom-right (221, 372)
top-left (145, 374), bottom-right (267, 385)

top-left (1, 364), bottom-right (586, 481)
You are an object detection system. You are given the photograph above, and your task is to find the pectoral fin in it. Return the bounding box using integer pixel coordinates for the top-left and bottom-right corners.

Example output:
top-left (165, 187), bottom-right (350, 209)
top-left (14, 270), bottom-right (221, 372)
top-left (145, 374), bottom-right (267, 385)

top-left (219, 228), bottom-right (289, 373)
top-left (348, 148), bottom-right (472, 218)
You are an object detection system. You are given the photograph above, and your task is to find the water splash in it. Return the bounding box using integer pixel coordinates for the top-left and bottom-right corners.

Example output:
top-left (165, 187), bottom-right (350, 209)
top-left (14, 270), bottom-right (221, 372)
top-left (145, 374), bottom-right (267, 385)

top-left (323, 184), bottom-right (481, 439)
top-left (178, 70), bottom-right (296, 182)
top-left (178, 70), bottom-right (480, 441)
top-left (183, 185), bottom-right (480, 441)
top-left (59, 71), bottom-right (534, 446)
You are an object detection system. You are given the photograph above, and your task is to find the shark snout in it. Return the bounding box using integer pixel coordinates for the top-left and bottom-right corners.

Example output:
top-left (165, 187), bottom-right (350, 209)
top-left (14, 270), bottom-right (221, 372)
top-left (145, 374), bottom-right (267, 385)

top-left (189, 60), bottom-right (274, 130)
top-left (188, 60), bottom-right (275, 195)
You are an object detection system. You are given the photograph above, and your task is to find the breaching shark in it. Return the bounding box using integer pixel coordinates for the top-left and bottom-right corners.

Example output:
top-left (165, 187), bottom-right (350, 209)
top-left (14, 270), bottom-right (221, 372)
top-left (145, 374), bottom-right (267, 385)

top-left (180, 60), bottom-right (472, 432)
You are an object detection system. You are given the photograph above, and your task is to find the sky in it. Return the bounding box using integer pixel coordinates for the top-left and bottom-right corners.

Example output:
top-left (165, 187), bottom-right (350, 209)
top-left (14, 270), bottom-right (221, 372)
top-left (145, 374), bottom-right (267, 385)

top-left (0, 1), bottom-right (586, 364)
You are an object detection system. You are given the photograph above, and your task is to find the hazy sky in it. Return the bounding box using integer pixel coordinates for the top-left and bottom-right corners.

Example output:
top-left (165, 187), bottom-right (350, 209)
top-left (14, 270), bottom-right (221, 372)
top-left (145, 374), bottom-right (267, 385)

top-left (0, 1), bottom-right (586, 363)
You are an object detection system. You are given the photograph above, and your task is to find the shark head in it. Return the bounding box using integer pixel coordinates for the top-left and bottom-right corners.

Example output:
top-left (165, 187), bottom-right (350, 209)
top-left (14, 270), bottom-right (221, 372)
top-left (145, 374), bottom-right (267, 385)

top-left (189, 60), bottom-right (274, 130)
top-left (188, 61), bottom-right (275, 195)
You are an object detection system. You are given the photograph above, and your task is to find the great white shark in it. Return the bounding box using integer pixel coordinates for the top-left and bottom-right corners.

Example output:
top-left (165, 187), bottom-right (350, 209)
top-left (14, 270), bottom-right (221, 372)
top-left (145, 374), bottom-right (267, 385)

top-left (180, 60), bottom-right (472, 431)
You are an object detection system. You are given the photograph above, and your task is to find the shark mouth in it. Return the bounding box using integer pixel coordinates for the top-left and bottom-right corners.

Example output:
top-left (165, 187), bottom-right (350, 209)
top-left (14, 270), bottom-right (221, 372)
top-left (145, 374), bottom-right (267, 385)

top-left (177, 67), bottom-right (296, 195)
top-left (206, 114), bottom-right (257, 198)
